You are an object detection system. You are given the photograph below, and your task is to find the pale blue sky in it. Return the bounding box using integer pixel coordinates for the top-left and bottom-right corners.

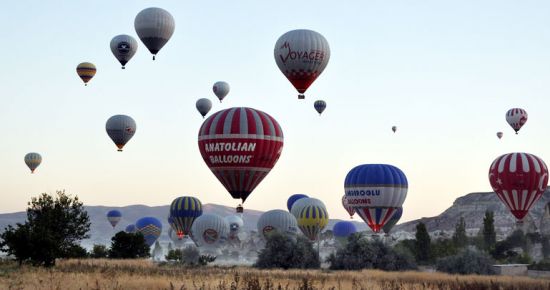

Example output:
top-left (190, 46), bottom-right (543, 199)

top-left (1, 1), bottom-right (550, 224)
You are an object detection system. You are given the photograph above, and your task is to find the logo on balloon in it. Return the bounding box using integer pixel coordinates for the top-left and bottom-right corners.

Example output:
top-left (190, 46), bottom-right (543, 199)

top-left (203, 229), bottom-right (218, 244)
top-left (263, 225), bottom-right (274, 235)
top-left (117, 42), bottom-right (131, 54)
top-left (278, 42), bottom-right (326, 65)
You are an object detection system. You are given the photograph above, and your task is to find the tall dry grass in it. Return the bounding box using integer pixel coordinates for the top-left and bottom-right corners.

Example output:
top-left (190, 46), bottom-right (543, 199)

top-left (0, 259), bottom-right (549, 290)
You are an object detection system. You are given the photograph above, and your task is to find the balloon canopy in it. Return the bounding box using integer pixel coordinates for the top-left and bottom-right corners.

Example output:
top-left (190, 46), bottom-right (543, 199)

top-left (76, 62), bottom-right (96, 85)
top-left (106, 115), bottom-right (136, 151)
top-left (257, 209), bottom-right (299, 239)
top-left (110, 34), bottom-right (138, 69)
top-left (287, 194), bottom-right (308, 212)
top-left (169, 196), bottom-right (203, 238)
top-left (213, 81), bottom-right (230, 102)
top-left (135, 217), bottom-right (162, 247)
top-left (506, 108), bottom-right (528, 134)
top-left (134, 7), bottom-right (175, 59)
top-left (24, 152), bottom-right (42, 174)
top-left (106, 210), bottom-right (122, 228)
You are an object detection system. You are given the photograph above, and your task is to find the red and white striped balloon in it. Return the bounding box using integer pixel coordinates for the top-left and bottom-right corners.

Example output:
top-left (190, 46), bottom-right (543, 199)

top-left (342, 195), bottom-right (355, 219)
top-left (489, 152), bottom-right (548, 221)
top-left (505, 108), bottom-right (528, 134)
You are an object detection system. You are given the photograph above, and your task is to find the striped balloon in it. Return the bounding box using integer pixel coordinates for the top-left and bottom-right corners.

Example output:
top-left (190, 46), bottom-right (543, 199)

top-left (76, 62), bottom-right (96, 86)
top-left (169, 196), bottom-right (202, 238)
top-left (257, 209), bottom-right (299, 239)
top-left (489, 152), bottom-right (548, 221)
top-left (344, 164), bottom-right (408, 233)
top-left (290, 197), bottom-right (324, 219)
top-left (134, 7), bottom-right (175, 60)
top-left (198, 107), bottom-right (284, 203)
top-left (106, 210), bottom-right (122, 228)
top-left (506, 108), bottom-right (528, 134)
top-left (105, 115), bottom-right (136, 151)
top-left (110, 34), bottom-right (138, 69)
top-left (342, 195), bottom-right (355, 219)
top-left (135, 217), bottom-right (162, 247)
top-left (274, 29), bottom-right (330, 99)
top-left (287, 194), bottom-right (308, 212)
top-left (296, 200), bottom-right (329, 241)
top-left (24, 152), bottom-right (42, 173)
top-left (314, 100), bottom-right (326, 115)
top-left (382, 207), bottom-right (403, 234)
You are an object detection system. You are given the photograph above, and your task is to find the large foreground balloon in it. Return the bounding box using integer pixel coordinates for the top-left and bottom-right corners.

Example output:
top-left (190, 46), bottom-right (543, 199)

top-left (191, 214), bottom-right (229, 247)
top-left (134, 7), bottom-right (175, 60)
top-left (295, 198), bottom-right (329, 240)
top-left (506, 108), bottom-right (528, 134)
top-left (342, 195), bottom-right (355, 219)
top-left (382, 207), bottom-right (402, 234)
top-left (135, 217), bottom-right (162, 247)
top-left (106, 115), bottom-right (136, 151)
top-left (110, 34), bottom-right (138, 69)
top-left (76, 62), bottom-right (96, 86)
top-left (314, 100), bottom-right (326, 115)
top-left (169, 196), bottom-right (203, 238)
top-left (213, 81), bottom-right (230, 102)
top-left (333, 221), bottom-right (357, 245)
top-left (24, 152), bottom-right (42, 173)
top-left (196, 98), bottom-right (212, 118)
top-left (344, 164), bottom-right (408, 233)
top-left (106, 210), bottom-right (122, 228)
top-left (274, 29), bottom-right (330, 99)
top-left (198, 107), bottom-right (284, 204)
top-left (489, 152), bottom-right (548, 221)
top-left (257, 209), bottom-right (299, 239)
top-left (287, 194), bottom-right (308, 212)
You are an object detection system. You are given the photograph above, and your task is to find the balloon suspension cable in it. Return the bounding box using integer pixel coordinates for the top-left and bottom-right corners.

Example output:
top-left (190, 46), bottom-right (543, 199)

top-left (298, 94), bottom-right (305, 99)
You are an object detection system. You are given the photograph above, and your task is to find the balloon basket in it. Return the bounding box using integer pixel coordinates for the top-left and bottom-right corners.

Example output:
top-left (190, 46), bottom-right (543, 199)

top-left (298, 94), bottom-right (305, 99)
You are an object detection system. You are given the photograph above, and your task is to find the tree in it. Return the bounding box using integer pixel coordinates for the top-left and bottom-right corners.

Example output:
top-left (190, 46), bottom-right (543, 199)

top-left (0, 190), bottom-right (90, 267)
top-left (481, 211), bottom-right (496, 251)
top-left (436, 248), bottom-right (495, 275)
top-left (90, 244), bottom-right (108, 258)
top-left (542, 236), bottom-right (550, 259)
top-left (415, 222), bottom-right (431, 264)
top-left (452, 217), bottom-right (467, 249)
top-left (108, 231), bottom-right (150, 259)
top-left (166, 246), bottom-right (217, 266)
top-left (255, 232), bottom-right (319, 269)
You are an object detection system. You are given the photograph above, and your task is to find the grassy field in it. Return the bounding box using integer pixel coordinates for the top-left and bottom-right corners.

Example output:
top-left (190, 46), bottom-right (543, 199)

top-left (0, 259), bottom-right (549, 290)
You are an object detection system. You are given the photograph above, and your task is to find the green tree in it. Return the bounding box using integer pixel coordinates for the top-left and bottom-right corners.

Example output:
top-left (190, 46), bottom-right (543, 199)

top-left (255, 232), bottom-right (319, 269)
top-left (90, 244), bottom-right (108, 258)
top-left (436, 248), bottom-right (495, 275)
top-left (415, 222), bottom-right (431, 264)
top-left (108, 231), bottom-right (150, 259)
top-left (482, 211), bottom-right (496, 251)
top-left (0, 190), bottom-right (90, 267)
top-left (452, 217), bottom-right (467, 249)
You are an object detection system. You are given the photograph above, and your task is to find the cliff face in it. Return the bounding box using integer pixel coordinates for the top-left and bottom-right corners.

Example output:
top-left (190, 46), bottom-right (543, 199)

top-left (395, 189), bottom-right (550, 237)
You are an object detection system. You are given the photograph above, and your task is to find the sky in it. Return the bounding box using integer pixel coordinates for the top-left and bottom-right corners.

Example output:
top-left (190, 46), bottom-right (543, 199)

top-left (1, 1), bottom-right (550, 224)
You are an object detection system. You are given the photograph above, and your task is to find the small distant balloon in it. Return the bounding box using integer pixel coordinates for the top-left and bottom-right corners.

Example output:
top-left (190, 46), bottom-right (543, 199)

top-left (506, 108), bottom-right (527, 134)
top-left (106, 210), bottom-right (122, 228)
top-left (196, 98), bottom-right (212, 118)
top-left (24, 152), bottom-right (42, 173)
top-left (76, 62), bottom-right (96, 86)
top-left (105, 115), bottom-right (136, 152)
top-left (212, 81), bottom-right (230, 102)
top-left (392, 126), bottom-right (397, 133)
top-left (134, 7), bottom-right (175, 60)
top-left (110, 34), bottom-right (138, 69)
top-left (497, 132), bottom-right (503, 139)
top-left (125, 224), bottom-right (137, 233)
top-left (314, 100), bottom-right (326, 115)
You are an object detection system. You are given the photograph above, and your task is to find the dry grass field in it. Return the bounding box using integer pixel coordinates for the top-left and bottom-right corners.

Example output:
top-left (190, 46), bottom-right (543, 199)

top-left (0, 259), bottom-right (549, 290)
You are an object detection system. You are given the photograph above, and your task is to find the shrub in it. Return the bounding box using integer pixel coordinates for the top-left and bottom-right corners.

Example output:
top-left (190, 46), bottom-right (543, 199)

top-left (165, 246), bottom-right (216, 266)
top-left (528, 259), bottom-right (550, 271)
top-left (108, 231), bottom-right (149, 259)
top-left (255, 231), bottom-right (319, 269)
top-left (436, 248), bottom-right (495, 275)
top-left (90, 244), bottom-right (108, 258)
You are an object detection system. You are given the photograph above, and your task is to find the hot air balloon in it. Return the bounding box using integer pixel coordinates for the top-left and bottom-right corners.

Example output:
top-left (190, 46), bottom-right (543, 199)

top-left (382, 207), bottom-right (402, 235)
top-left (274, 29), bottom-right (330, 99)
top-left (290, 197), bottom-right (324, 219)
top-left (392, 126), bottom-right (397, 133)
top-left (24, 152), bottom-right (42, 173)
top-left (497, 132), bottom-right (503, 139)
top-left (169, 196), bottom-right (203, 239)
top-left (314, 100), bottom-right (326, 115)
top-left (135, 217), bottom-right (162, 247)
top-left (213, 81), bottom-right (230, 102)
top-left (110, 34), bottom-right (138, 69)
top-left (106, 210), bottom-right (122, 228)
top-left (506, 108), bottom-right (528, 134)
top-left (168, 228), bottom-right (186, 248)
top-left (489, 152), bottom-right (548, 222)
top-left (106, 115), bottom-right (136, 152)
top-left (76, 62), bottom-right (96, 86)
top-left (224, 215), bottom-right (244, 240)
top-left (125, 224), bottom-right (137, 233)
top-left (191, 214), bottom-right (229, 247)
top-left (198, 107), bottom-right (284, 208)
top-left (342, 195), bottom-right (355, 219)
top-left (257, 209), bottom-right (299, 239)
top-left (134, 7), bottom-right (175, 60)
top-left (345, 164), bottom-right (408, 233)
top-left (295, 199), bottom-right (329, 240)
top-left (333, 221), bottom-right (357, 245)
top-left (287, 194), bottom-right (308, 212)
top-left (196, 98), bottom-right (212, 118)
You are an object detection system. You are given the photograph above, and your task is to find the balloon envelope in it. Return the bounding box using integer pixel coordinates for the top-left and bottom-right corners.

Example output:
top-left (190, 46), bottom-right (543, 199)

top-left (489, 152), bottom-right (548, 221)
top-left (314, 100), bottom-right (326, 115)
top-left (342, 195), bottom-right (355, 218)
top-left (392, 126), bottom-right (397, 133)
top-left (257, 209), bottom-right (299, 239)
top-left (125, 224), bottom-right (137, 233)
top-left (134, 7), bottom-right (175, 59)
top-left (274, 29), bottom-right (330, 99)
top-left (382, 207), bottom-right (403, 234)
top-left (333, 221), bottom-right (357, 244)
top-left (110, 34), bottom-right (138, 68)
top-left (213, 81), bottom-right (230, 102)
top-left (295, 200), bottom-right (329, 240)
top-left (344, 164), bottom-right (408, 233)
top-left (24, 152), bottom-right (42, 173)
top-left (191, 214), bottom-right (229, 248)
top-left (497, 132), bottom-right (503, 139)
top-left (106, 115), bottom-right (136, 151)
top-left (169, 196), bottom-right (202, 238)
top-left (196, 98), bottom-right (212, 118)
top-left (198, 107), bottom-right (284, 203)
top-left (106, 210), bottom-right (122, 228)
top-left (290, 197), bottom-right (324, 219)
top-left (506, 108), bottom-right (528, 134)
top-left (76, 62), bottom-right (96, 85)
top-left (287, 194), bottom-right (308, 212)
top-left (135, 217), bottom-right (162, 247)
